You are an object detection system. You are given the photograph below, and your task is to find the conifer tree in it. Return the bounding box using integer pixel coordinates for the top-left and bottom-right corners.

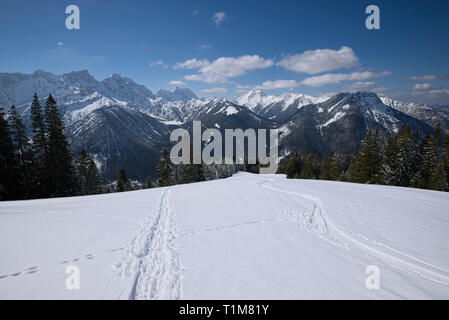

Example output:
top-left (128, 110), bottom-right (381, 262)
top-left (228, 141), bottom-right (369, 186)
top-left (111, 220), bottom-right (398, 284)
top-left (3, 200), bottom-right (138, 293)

top-left (193, 164), bottom-right (206, 183)
top-left (442, 134), bottom-right (449, 190)
top-left (179, 163), bottom-right (194, 184)
top-left (30, 93), bottom-right (50, 196)
top-left (285, 152), bottom-right (301, 179)
top-left (116, 167), bottom-right (130, 192)
top-left (410, 170), bottom-right (425, 189)
top-left (9, 105), bottom-right (37, 198)
top-left (381, 134), bottom-right (399, 185)
top-left (44, 94), bottom-right (77, 196)
top-left (396, 125), bottom-right (418, 186)
top-left (429, 159), bottom-right (448, 191)
top-left (157, 147), bottom-right (172, 187)
top-left (370, 127), bottom-right (384, 184)
top-left (299, 154), bottom-right (315, 179)
top-left (30, 93), bottom-right (48, 159)
top-left (76, 149), bottom-right (90, 194)
top-left (145, 178), bottom-right (154, 189)
top-left (412, 133), bottom-right (437, 189)
top-left (348, 128), bottom-right (382, 183)
top-left (9, 106), bottom-right (28, 156)
top-left (312, 154), bottom-right (321, 178)
top-left (320, 154), bottom-right (339, 180)
top-left (336, 150), bottom-right (352, 181)
top-left (434, 122), bottom-right (443, 147)
top-left (86, 158), bottom-right (101, 194)
top-left (0, 108), bottom-right (19, 200)
top-left (75, 150), bottom-right (101, 195)
top-left (319, 155), bottom-right (331, 180)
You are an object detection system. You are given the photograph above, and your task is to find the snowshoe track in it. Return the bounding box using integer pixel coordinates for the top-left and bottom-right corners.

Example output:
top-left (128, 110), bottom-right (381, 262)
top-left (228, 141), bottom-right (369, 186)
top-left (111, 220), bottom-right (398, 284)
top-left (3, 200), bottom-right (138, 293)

top-left (261, 179), bottom-right (449, 286)
top-left (116, 188), bottom-right (182, 300)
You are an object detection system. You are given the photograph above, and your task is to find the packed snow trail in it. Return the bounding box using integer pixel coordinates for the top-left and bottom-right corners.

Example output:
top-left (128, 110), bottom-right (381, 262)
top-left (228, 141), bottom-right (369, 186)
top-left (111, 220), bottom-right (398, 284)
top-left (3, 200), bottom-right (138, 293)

top-left (259, 179), bottom-right (449, 286)
top-left (115, 188), bottom-right (182, 300)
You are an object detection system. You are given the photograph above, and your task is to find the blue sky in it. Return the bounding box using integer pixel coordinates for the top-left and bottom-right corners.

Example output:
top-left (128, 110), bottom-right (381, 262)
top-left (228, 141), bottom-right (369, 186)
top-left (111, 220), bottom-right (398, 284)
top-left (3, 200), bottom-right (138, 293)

top-left (1, 0), bottom-right (449, 104)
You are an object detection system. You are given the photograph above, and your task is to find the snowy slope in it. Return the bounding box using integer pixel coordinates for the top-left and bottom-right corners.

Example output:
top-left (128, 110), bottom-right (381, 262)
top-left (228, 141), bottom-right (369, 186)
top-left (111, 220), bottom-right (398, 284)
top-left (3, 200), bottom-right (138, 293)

top-left (0, 70), bottom-right (205, 124)
top-left (279, 92), bottom-right (433, 156)
top-left (1, 173), bottom-right (448, 299)
top-left (381, 97), bottom-right (449, 132)
top-left (155, 87), bottom-right (198, 102)
top-left (67, 105), bottom-right (170, 180)
top-left (235, 89), bottom-right (330, 121)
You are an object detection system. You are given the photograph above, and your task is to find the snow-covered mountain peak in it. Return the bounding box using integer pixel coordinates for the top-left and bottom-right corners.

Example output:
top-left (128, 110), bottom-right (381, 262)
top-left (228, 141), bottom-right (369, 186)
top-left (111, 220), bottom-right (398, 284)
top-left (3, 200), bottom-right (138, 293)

top-left (155, 87), bottom-right (198, 102)
top-left (380, 96), bottom-right (449, 132)
top-left (32, 69), bottom-right (55, 78)
top-left (244, 89), bottom-right (267, 99)
top-left (235, 89), bottom-right (272, 110)
top-left (235, 90), bottom-right (329, 121)
top-left (62, 70), bottom-right (98, 86)
top-left (351, 91), bottom-right (383, 105)
top-left (380, 96), bottom-right (432, 113)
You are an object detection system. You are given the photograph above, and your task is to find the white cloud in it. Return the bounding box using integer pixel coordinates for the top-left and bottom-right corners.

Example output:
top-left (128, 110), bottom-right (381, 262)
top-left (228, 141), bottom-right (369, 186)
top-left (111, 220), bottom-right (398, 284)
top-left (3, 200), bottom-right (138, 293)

top-left (428, 89), bottom-right (449, 95)
top-left (49, 42), bottom-right (71, 54)
top-left (199, 44), bottom-right (213, 49)
top-left (150, 60), bottom-right (168, 69)
top-left (169, 80), bottom-right (186, 86)
top-left (255, 80), bottom-right (299, 90)
top-left (191, 9), bottom-right (199, 16)
top-left (413, 83), bottom-right (432, 91)
top-left (372, 87), bottom-right (389, 95)
top-left (173, 58), bottom-right (210, 70)
top-left (410, 83), bottom-right (449, 100)
top-left (201, 87), bottom-right (228, 94)
top-left (409, 73), bottom-right (449, 81)
top-left (343, 81), bottom-right (389, 94)
top-left (388, 89), bottom-right (449, 105)
top-left (236, 84), bottom-right (252, 89)
top-left (277, 46), bottom-right (359, 74)
top-left (343, 81), bottom-right (376, 91)
top-left (212, 12), bottom-right (227, 27)
top-left (184, 55), bottom-right (274, 84)
top-left (302, 71), bottom-right (392, 87)
top-left (410, 75), bottom-right (437, 81)
top-left (412, 88), bottom-right (449, 98)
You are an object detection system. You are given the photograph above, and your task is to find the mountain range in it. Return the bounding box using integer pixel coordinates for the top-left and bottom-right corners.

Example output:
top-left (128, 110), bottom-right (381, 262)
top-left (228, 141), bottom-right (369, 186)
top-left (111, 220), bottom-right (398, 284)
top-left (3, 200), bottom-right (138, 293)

top-left (1, 70), bottom-right (447, 180)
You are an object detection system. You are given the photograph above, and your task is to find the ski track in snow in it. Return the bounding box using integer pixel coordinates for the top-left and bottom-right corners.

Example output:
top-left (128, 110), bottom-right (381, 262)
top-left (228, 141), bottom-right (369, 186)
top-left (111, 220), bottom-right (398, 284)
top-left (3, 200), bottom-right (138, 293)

top-left (259, 179), bottom-right (449, 286)
top-left (115, 188), bottom-right (182, 300)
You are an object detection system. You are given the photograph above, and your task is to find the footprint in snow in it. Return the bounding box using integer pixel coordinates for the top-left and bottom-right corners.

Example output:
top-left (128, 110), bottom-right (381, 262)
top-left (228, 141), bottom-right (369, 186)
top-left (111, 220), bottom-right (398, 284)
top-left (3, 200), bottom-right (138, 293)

top-left (27, 270), bottom-right (39, 275)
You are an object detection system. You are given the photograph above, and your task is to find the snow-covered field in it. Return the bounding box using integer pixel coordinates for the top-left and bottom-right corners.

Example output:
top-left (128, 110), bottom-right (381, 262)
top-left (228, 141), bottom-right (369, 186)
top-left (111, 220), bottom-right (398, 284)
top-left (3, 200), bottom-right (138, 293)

top-left (1, 173), bottom-right (449, 299)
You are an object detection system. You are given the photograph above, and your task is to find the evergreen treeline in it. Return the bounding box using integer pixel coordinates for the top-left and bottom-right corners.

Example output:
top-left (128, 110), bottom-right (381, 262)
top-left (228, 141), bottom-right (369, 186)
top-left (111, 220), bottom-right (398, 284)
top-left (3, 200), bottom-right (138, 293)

top-left (0, 93), bottom-right (102, 200)
top-left (154, 147), bottom-right (246, 187)
top-left (3, 94), bottom-right (448, 199)
top-left (76, 149), bottom-right (101, 195)
top-left (280, 124), bottom-right (449, 192)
